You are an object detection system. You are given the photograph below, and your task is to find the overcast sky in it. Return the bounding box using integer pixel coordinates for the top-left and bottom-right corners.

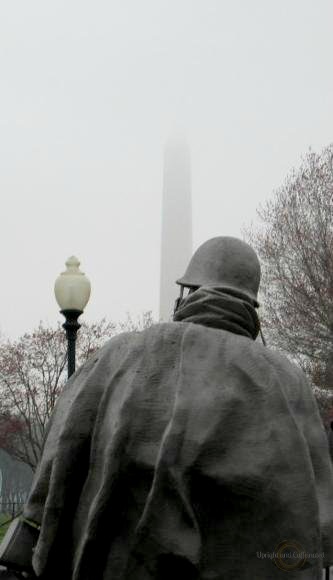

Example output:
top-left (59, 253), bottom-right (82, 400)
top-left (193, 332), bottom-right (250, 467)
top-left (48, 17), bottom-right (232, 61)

top-left (1, 0), bottom-right (333, 339)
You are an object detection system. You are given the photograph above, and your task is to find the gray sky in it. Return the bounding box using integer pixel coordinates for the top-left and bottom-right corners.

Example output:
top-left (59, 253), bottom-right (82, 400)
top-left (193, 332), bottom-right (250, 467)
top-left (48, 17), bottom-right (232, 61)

top-left (1, 0), bottom-right (333, 338)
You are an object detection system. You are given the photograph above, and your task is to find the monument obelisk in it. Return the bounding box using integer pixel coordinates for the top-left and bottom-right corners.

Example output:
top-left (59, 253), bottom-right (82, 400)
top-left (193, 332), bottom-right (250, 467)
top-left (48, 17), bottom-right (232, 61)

top-left (159, 138), bottom-right (193, 320)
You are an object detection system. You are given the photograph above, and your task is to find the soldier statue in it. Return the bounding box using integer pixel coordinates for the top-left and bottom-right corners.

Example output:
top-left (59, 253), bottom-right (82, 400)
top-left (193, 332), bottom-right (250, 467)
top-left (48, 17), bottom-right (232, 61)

top-left (1, 236), bottom-right (332, 579)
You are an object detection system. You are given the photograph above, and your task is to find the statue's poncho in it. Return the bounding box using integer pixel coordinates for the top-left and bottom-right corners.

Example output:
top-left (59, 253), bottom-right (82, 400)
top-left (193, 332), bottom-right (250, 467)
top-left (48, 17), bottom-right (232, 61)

top-left (23, 289), bottom-right (333, 579)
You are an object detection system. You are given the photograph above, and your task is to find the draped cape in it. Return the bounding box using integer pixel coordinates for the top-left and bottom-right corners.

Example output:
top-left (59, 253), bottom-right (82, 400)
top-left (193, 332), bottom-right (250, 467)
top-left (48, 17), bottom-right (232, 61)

top-left (23, 298), bottom-right (333, 579)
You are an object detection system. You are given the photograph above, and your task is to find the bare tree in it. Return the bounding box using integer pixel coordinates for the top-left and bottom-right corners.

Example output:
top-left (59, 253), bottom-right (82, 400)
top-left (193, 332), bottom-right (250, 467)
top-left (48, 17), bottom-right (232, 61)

top-left (0, 313), bottom-right (154, 469)
top-left (246, 145), bottom-right (333, 426)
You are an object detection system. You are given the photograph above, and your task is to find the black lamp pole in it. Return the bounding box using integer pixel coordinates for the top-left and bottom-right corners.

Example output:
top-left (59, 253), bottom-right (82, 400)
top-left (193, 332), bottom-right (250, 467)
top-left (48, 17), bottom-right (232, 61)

top-left (61, 309), bottom-right (83, 378)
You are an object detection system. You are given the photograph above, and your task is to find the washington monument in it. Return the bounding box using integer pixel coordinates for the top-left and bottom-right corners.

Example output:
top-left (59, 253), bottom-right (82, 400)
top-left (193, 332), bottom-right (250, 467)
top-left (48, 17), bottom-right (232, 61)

top-left (159, 138), bottom-right (193, 320)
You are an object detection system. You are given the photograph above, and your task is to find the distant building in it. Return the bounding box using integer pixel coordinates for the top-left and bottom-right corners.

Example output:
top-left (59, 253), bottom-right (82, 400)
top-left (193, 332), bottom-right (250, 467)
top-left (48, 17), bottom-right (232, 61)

top-left (159, 139), bottom-right (193, 321)
top-left (0, 450), bottom-right (33, 513)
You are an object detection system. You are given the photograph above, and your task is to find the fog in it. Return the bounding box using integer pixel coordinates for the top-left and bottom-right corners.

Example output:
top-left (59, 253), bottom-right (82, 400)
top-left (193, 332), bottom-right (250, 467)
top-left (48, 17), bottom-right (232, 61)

top-left (1, 0), bottom-right (333, 338)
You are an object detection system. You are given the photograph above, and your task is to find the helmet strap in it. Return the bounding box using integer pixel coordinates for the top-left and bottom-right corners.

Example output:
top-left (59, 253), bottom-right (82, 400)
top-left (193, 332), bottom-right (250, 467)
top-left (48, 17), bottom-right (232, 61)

top-left (173, 286), bottom-right (184, 315)
top-left (259, 326), bottom-right (267, 346)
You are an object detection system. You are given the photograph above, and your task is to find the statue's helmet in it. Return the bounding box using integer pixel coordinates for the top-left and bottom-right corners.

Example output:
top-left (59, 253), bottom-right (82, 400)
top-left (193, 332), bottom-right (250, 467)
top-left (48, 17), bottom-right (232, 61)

top-left (176, 236), bottom-right (261, 307)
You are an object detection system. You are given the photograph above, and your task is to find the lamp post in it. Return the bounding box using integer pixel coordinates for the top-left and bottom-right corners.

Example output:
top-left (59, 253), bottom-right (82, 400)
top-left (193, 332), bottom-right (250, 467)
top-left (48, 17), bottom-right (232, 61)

top-left (54, 256), bottom-right (91, 378)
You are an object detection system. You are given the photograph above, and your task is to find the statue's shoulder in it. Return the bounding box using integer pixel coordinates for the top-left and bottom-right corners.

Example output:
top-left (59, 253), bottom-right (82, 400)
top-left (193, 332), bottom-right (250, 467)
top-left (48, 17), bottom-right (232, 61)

top-left (93, 322), bottom-right (185, 360)
top-left (257, 342), bottom-right (304, 378)
top-left (207, 329), bottom-right (307, 385)
top-left (239, 338), bottom-right (311, 402)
